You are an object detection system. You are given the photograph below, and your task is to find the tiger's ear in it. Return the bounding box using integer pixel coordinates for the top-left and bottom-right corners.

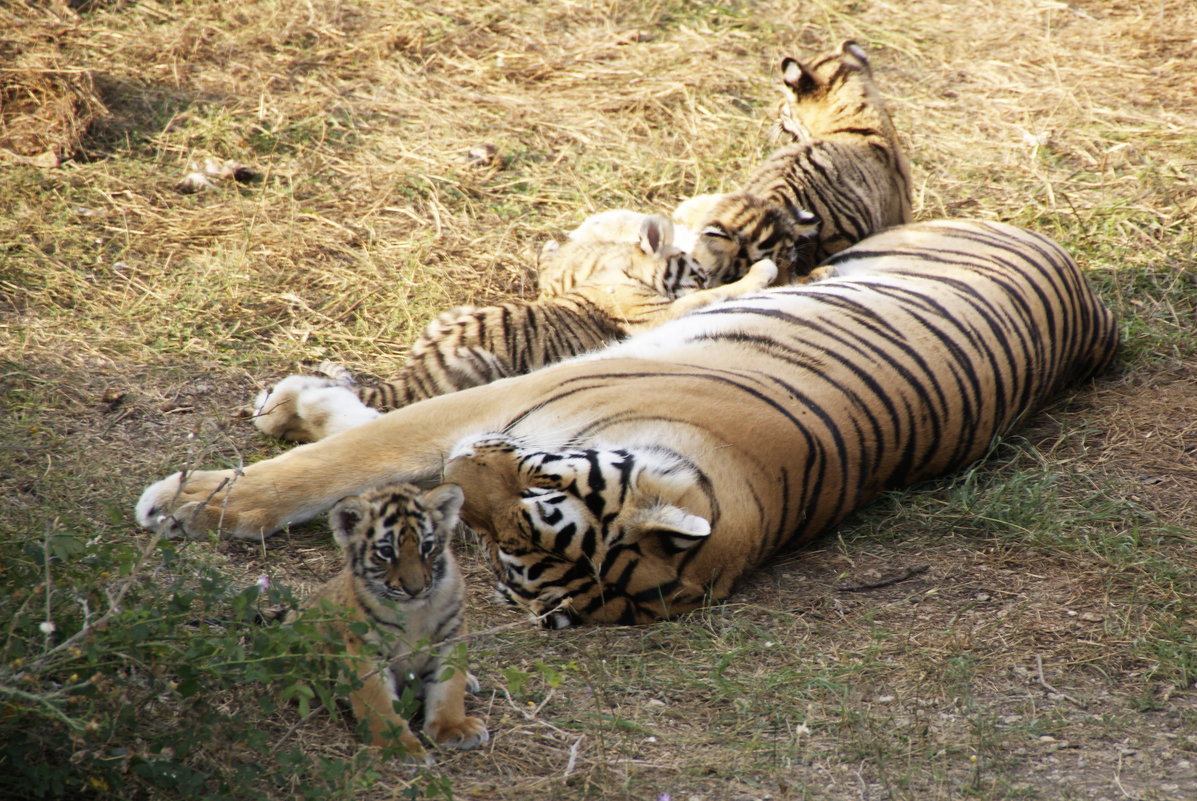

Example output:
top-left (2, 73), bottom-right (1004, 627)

top-left (638, 214), bottom-right (675, 257)
top-left (329, 496), bottom-right (369, 549)
top-left (422, 483), bottom-right (464, 533)
top-left (781, 57), bottom-right (818, 96)
top-left (538, 238), bottom-right (560, 266)
top-left (628, 504), bottom-right (711, 554)
top-left (840, 40), bottom-right (869, 69)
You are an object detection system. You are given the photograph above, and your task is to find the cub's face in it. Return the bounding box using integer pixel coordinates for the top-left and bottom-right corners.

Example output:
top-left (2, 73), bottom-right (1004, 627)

top-left (776, 40), bottom-right (882, 142)
top-left (688, 195), bottom-right (820, 284)
top-left (538, 214), bottom-right (708, 300)
top-left (330, 483), bottom-right (464, 602)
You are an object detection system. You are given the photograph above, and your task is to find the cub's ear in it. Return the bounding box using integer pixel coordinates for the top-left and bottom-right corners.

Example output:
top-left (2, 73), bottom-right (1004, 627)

top-left (329, 496), bottom-right (369, 548)
top-left (423, 483), bottom-right (465, 531)
top-left (628, 504), bottom-right (711, 555)
top-left (840, 40), bottom-right (869, 69)
top-left (638, 214), bottom-right (675, 256)
top-left (538, 238), bottom-right (561, 266)
top-left (781, 56), bottom-right (818, 96)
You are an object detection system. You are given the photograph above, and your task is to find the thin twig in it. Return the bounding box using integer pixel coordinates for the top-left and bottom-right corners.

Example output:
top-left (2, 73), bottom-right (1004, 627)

top-left (836, 564), bottom-right (929, 592)
top-left (563, 734), bottom-right (584, 778)
top-left (42, 519), bottom-right (55, 653)
top-left (27, 530), bottom-right (165, 672)
top-left (1035, 653), bottom-right (1088, 709)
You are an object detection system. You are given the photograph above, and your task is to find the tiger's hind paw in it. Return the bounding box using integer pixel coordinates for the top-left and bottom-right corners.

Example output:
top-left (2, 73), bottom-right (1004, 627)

top-left (252, 374), bottom-right (379, 442)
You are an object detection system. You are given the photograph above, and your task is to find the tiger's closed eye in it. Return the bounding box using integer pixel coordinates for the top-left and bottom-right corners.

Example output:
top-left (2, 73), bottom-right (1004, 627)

top-left (700, 225), bottom-right (734, 240)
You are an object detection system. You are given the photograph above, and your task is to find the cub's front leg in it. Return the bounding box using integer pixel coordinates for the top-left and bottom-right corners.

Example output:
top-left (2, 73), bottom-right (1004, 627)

top-left (421, 651), bottom-right (489, 751)
top-left (665, 257), bottom-right (778, 318)
top-left (347, 660), bottom-right (431, 764)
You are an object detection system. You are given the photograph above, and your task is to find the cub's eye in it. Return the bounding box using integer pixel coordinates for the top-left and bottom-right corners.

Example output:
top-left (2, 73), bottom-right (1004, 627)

top-left (700, 225), bottom-right (733, 240)
top-left (375, 544), bottom-right (395, 561)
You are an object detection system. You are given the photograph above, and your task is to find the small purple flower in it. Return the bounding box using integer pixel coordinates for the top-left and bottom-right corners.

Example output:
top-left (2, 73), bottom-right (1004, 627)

top-left (256, 574), bottom-right (270, 592)
top-left (658, 794), bottom-right (671, 801)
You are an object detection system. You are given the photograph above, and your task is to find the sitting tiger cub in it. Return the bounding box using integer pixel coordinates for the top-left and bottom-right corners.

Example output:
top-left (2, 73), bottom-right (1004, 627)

top-left (253, 215), bottom-right (778, 441)
top-left (677, 40), bottom-right (912, 284)
top-left (287, 482), bottom-right (488, 761)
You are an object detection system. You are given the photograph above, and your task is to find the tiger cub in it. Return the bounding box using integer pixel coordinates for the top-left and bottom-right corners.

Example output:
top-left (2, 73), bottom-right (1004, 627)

top-left (537, 212), bottom-right (705, 298)
top-left (677, 40), bottom-right (912, 284)
top-left (286, 482), bottom-right (488, 761)
top-left (253, 215), bottom-right (777, 442)
top-left (559, 208), bottom-right (701, 268)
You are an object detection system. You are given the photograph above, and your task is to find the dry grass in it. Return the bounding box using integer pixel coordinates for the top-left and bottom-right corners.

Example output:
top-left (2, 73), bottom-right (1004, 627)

top-left (2, 0), bottom-right (1196, 799)
top-left (0, 4), bottom-right (111, 165)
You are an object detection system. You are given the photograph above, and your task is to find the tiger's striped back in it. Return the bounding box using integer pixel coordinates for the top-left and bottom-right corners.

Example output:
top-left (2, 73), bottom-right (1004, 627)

top-left (682, 40), bottom-right (913, 284)
top-left (355, 296), bottom-right (626, 411)
top-left (444, 219), bottom-right (1118, 624)
top-left (349, 233), bottom-right (774, 415)
top-left (353, 220), bottom-right (706, 414)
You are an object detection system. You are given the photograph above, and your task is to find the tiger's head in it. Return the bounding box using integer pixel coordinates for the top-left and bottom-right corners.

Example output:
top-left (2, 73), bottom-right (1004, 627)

top-left (330, 482), bottom-right (464, 602)
top-left (680, 193), bottom-right (820, 285)
top-left (537, 213), bottom-right (707, 300)
top-left (776, 40), bottom-right (895, 144)
top-left (444, 435), bottom-right (713, 627)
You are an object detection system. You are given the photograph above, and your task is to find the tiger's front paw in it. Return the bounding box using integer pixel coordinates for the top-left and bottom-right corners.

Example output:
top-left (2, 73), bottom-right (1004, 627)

top-left (135, 470), bottom-right (283, 540)
top-left (426, 715), bottom-right (489, 751)
top-left (253, 374), bottom-right (379, 442)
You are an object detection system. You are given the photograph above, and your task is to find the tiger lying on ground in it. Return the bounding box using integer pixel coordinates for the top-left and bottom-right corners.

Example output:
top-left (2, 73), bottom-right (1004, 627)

top-left (253, 214), bottom-right (779, 441)
top-left (676, 40), bottom-right (913, 285)
top-left (138, 220), bottom-right (1117, 626)
top-left (286, 482), bottom-right (488, 760)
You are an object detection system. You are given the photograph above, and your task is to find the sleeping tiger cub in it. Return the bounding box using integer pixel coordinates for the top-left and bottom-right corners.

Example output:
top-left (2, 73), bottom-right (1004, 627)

top-left (286, 482), bottom-right (487, 760)
top-left (677, 40), bottom-right (913, 285)
top-left (253, 214), bottom-right (778, 440)
top-left (138, 220), bottom-right (1117, 625)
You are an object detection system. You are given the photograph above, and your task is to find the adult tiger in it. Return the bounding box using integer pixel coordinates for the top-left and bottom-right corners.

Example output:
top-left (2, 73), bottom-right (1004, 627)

top-left (676, 40), bottom-right (913, 284)
top-left (137, 220), bottom-right (1117, 625)
top-left (253, 215), bottom-right (778, 440)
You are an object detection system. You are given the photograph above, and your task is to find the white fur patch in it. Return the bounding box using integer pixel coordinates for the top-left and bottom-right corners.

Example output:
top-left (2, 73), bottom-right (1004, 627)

top-left (252, 374), bottom-right (335, 417)
top-left (296, 385), bottom-right (381, 437)
top-left (135, 472), bottom-right (183, 528)
top-left (567, 209), bottom-right (649, 243)
top-left (670, 222), bottom-right (698, 253)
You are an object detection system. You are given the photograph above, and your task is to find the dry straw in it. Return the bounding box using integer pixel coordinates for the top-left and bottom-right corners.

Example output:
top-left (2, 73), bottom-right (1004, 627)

top-left (0, 3), bottom-right (110, 165)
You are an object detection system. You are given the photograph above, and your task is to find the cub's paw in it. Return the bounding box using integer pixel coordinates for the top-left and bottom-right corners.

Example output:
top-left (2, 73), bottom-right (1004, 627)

top-left (426, 715), bottom-right (489, 751)
top-left (253, 374), bottom-right (378, 442)
top-left (744, 257), bottom-right (779, 289)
